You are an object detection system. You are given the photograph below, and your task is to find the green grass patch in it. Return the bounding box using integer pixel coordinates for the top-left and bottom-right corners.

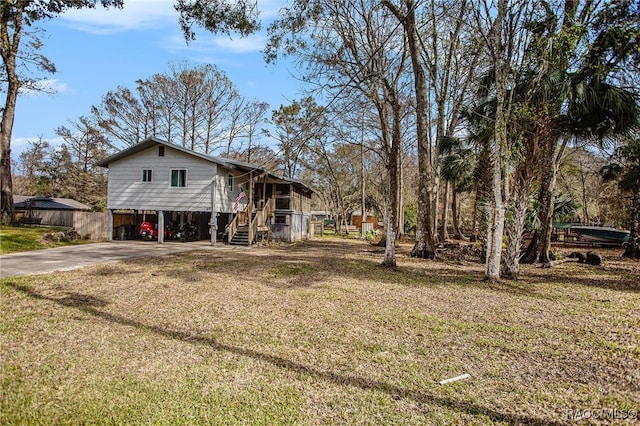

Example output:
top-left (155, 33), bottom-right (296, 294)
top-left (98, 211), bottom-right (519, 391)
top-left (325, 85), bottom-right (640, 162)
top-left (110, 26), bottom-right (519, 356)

top-left (0, 225), bottom-right (91, 254)
top-left (269, 263), bottom-right (316, 278)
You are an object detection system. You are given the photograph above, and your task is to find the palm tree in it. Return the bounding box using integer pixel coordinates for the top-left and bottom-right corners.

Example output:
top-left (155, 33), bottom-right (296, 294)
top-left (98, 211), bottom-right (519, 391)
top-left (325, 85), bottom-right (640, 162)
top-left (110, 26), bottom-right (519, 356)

top-left (526, 0), bottom-right (640, 264)
top-left (519, 73), bottom-right (638, 263)
top-left (440, 136), bottom-right (475, 241)
top-left (520, 193), bottom-right (578, 263)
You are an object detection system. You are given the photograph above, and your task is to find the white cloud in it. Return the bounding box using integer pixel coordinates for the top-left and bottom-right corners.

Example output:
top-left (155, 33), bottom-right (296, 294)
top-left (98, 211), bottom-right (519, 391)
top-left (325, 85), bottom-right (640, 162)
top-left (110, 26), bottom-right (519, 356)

top-left (59, 0), bottom-right (288, 35)
top-left (19, 79), bottom-right (73, 96)
top-left (258, 0), bottom-right (288, 19)
top-left (60, 1), bottom-right (177, 34)
top-left (11, 136), bottom-right (66, 159)
top-left (165, 31), bottom-right (268, 55)
top-left (212, 34), bottom-right (268, 53)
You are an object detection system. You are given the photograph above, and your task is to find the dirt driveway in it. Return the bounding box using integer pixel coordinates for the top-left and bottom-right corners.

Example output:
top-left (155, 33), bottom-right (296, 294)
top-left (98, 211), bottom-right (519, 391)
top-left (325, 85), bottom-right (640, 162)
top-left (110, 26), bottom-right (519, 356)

top-left (0, 240), bottom-right (235, 278)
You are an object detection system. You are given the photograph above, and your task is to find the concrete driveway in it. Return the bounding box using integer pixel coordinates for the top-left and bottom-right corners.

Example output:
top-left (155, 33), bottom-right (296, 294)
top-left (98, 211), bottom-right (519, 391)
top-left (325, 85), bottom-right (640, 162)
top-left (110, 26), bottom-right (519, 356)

top-left (0, 241), bottom-right (228, 278)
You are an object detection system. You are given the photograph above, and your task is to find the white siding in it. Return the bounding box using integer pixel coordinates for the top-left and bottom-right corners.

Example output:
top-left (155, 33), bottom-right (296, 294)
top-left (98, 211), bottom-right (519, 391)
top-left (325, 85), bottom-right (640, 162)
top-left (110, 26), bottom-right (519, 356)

top-left (214, 168), bottom-right (250, 213)
top-left (106, 145), bottom-right (252, 213)
top-left (107, 146), bottom-right (218, 211)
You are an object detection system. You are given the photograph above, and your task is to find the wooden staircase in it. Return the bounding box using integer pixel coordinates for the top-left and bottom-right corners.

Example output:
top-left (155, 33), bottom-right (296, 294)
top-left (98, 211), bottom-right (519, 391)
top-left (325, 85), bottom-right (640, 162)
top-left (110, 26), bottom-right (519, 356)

top-left (227, 198), bottom-right (275, 246)
top-left (229, 225), bottom-right (250, 245)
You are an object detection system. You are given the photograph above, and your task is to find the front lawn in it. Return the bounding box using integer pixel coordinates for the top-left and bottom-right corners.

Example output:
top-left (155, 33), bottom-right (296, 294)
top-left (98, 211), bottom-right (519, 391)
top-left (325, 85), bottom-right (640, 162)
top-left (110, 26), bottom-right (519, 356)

top-left (1, 239), bottom-right (638, 424)
top-left (0, 225), bottom-right (91, 254)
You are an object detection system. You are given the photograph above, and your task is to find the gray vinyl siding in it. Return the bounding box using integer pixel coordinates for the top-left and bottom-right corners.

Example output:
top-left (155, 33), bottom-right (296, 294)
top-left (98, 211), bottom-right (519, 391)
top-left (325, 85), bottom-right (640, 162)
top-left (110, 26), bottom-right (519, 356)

top-left (106, 145), bottom-right (251, 213)
top-left (107, 146), bottom-right (220, 212)
top-left (215, 170), bottom-right (249, 213)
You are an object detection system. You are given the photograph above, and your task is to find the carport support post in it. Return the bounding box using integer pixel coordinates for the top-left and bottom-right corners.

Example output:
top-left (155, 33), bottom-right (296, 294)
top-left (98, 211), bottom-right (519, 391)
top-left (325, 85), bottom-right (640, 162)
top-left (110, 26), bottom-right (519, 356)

top-left (107, 209), bottom-right (113, 241)
top-left (248, 171), bottom-right (253, 246)
top-left (158, 211), bottom-right (165, 244)
top-left (210, 179), bottom-right (216, 246)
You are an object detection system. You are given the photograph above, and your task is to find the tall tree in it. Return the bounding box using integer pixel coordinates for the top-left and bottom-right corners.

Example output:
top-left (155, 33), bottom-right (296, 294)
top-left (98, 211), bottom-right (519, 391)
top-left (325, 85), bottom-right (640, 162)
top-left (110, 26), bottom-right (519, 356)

top-left (16, 137), bottom-right (52, 196)
top-left (1, 0), bottom-right (122, 223)
top-left (268, 97), bottom-right (324, 180)
top-left (381, 0), bottom-right (437, 259)
top-left (267, 0), bottom-right (411, 267)
top-left (483, 0), bottom-right (509, 281)
top-left (92, 63), bottom-right (243, 153)
top-left (468, 0), bottom-right (533, 281)
top-left (2, 0), bottom-right (263, 222)
top-left (523, 0), bottom-right (640, 264)
top-left (240, 100), bottom-right (269, 163)
top-left (17, 117), bottom-right (110, 207)
top-left (225, 99), bottom-right (268, 162)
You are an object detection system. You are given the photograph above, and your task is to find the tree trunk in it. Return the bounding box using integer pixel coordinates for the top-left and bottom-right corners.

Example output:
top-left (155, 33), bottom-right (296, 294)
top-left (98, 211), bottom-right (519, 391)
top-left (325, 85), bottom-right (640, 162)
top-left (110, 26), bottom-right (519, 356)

top-left (360, 135), bottom-right (367, 239)
top-left (484, 0), bottom-right (508, 282)
top-left (535, 140), bottom-right (559, 264)
top-left (485, 149), bottom-right (506, 281)
top-left (406, 4), bottom-right (436, 259)
top-left (623, 189), bottom-right (639, 259)
top-left (521, 230), bottom-right (538, 263)
top-left (439, 180), bottom-right (450, 241)
top-left (397, 156), bottom-right (404, 238)
top-left (382, 93), bottom-right (403, 268)
top-left (501, 183), bottom-right (530, 279)
top-left (451, 186), bottom-right (467, 240)
top-left (503, 122), bottom-right (542, 275)
top-left (0, 121), bottom-right (15, 226)
top-left (382, 169), bottom-right (398, 267)
top-left (0, 4), bottom-right (22, 224)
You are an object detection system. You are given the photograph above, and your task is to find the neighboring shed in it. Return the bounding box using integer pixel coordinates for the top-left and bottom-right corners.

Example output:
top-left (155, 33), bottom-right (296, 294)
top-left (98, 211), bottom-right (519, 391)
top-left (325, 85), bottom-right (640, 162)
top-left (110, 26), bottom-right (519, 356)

top-left (13, 196), bottom-right (106, 240)
top-left (350, 211), bottom-right (379, 229)
top-left (14, 196), bottom-right (91, 226)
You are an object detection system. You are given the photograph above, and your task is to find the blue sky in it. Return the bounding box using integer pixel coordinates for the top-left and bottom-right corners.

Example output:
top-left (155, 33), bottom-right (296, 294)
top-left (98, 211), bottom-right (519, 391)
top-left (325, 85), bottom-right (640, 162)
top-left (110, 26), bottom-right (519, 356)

top-left (11, 0), bottom-right (302, 158)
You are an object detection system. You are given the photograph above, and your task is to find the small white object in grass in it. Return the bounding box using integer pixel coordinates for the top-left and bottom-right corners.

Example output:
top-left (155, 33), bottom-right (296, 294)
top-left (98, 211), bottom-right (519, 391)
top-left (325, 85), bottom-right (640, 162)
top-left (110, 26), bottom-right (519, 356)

top-left (439, 373), bottom-right (471, 385)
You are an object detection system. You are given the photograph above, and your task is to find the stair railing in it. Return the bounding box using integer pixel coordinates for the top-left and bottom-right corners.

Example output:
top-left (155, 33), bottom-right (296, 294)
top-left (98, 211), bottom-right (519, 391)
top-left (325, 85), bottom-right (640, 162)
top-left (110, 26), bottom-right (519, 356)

top-left (249, 198), bottom-right (275, 244)
top-left (226, 213), bottom-right (238, 244)
top-left (227, 206), bottom-right (249, 244)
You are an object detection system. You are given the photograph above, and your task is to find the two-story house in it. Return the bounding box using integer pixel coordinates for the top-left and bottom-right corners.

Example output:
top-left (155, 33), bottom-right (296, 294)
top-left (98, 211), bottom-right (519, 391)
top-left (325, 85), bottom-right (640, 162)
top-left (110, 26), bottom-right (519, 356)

top-left (96, 137), bottom-right (314, 245)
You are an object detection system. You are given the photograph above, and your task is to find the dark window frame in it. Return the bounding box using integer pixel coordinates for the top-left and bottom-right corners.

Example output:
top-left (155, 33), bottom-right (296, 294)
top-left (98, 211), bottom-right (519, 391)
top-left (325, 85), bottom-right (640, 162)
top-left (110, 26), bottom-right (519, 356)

top-left (142, 169), bottom-right (153, 182)
top-left (170, 169), bottom-right (187, 187)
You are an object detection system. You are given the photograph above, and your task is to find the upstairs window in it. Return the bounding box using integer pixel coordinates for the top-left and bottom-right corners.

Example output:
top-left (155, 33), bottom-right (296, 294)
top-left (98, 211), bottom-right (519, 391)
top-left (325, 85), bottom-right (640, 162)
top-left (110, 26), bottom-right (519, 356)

top-left (142, 169), bottom-right (153, 182)
top-left (171, 169), bottom-right (187, 187)
top-left (159, 146), bottom-right (165, 156)
top-left (228, 174), bottom-right (234, 191)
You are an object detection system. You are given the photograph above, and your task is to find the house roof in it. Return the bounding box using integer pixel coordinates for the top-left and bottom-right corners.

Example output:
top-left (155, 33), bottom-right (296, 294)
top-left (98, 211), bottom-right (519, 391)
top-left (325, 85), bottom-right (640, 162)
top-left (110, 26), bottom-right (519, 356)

top-left (14, 196), bottom-right (92, 211)
top-left (96, 137), bottom-right (314, 193)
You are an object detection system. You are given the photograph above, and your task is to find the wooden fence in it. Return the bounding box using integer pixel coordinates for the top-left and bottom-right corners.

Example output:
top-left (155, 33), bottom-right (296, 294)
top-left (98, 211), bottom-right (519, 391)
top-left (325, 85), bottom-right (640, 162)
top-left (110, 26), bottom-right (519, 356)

top-left (73, 212), bottom-right (108, 240)
top-left (17, 210), bottom-right (108, 240)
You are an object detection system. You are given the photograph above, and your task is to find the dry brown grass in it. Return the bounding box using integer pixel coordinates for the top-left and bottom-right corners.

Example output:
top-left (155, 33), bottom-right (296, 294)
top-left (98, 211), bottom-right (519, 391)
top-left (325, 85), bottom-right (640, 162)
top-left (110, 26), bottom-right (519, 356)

top-left (1, 238), bottom-right (638, 425)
